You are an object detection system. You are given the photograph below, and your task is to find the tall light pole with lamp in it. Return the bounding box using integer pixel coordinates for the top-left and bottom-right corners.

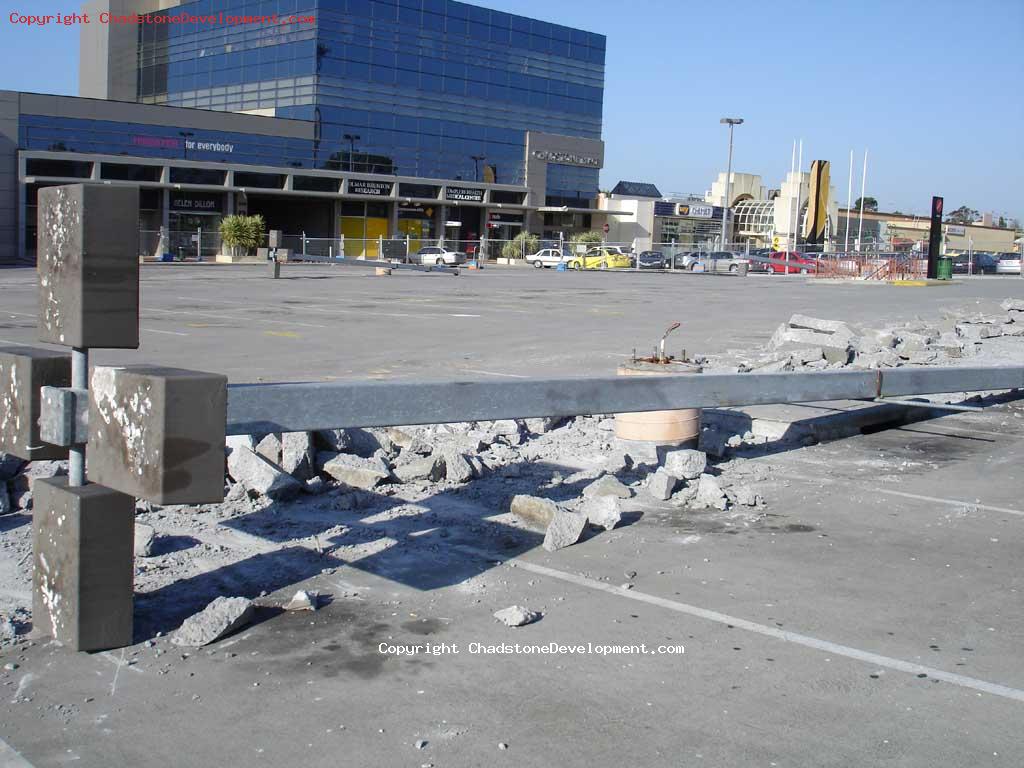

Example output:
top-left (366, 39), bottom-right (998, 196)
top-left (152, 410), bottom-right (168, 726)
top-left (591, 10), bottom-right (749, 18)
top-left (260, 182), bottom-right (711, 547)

top-left (343, 133), bottom-right (360, 172)
top-left (719, 118), bottom-right (743, 250)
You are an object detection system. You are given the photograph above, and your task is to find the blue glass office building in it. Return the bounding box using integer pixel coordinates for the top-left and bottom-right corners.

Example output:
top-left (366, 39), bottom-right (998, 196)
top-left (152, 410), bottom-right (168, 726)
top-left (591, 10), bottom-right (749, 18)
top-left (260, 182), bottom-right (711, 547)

top-left (0, 0), bottom-right (607, 262)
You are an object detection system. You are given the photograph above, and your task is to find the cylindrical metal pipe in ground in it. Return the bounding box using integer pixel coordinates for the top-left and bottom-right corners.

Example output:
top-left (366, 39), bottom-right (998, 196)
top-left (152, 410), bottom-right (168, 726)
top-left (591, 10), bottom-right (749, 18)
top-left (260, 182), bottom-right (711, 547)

top-left (69, 347), bottom-right (88, 487)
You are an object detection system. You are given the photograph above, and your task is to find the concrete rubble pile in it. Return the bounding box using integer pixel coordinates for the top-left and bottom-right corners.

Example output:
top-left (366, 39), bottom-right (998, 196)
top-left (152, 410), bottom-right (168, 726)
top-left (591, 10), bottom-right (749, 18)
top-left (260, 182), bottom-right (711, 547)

top-left (710, 298), bottom-right (1024, 375)
top-left (1, 299), bottom-right (1020, 647)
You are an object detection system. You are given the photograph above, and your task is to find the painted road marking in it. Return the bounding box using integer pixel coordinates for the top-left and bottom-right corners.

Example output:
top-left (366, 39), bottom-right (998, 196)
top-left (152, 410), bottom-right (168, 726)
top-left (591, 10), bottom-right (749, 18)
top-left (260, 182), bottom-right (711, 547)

top-left (142, 327), bottom-right (189, 336)
top-left (144, 307), bottom-right (327, 330)
top-left (775, 471), bottom-right (1024, 518)
top-left (0, 737), bottom-right (35, 767)
top-left (264, 330), bottom-right (300, 338)
top-left (461, 369), bottom-right (529, 379)
top-left (503, 556), bottom-right (1024, 704)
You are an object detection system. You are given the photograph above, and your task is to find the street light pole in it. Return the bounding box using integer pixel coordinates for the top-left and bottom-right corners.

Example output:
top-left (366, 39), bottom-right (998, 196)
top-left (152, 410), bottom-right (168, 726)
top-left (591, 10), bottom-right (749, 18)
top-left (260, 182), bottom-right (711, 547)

top-left (471, 154), bottom-right (486, 182)
top-left (343, 133), bottom-right (360, 172)
top-left (719, 118), bottom-right (743, 250)
top-left (179, 131), bottom-right (194, 161)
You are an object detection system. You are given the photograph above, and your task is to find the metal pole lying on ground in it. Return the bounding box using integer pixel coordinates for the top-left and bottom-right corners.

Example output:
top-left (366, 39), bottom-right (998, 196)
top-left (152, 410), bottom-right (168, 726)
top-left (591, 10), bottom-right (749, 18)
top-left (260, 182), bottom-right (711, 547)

top-left (223, 366), bottom-right (1024, 435)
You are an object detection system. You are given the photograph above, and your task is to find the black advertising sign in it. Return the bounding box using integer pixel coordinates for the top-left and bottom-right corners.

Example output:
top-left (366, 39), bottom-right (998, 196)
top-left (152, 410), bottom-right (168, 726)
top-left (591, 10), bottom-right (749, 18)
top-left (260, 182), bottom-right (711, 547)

top-left (348, 179), bottom-right (392, 196)
top-left (445, 186), bottom-right (485, 203)
top-left (170, 192), bottom-right (222, 212)
top-left (927, 196), bottom-right (943, 279)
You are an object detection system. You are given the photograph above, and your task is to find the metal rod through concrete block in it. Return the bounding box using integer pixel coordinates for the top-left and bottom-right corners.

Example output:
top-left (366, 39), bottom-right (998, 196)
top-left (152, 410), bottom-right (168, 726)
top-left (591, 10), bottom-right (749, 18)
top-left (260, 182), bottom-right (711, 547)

top-left (68, 348), bottom-right (88, 487)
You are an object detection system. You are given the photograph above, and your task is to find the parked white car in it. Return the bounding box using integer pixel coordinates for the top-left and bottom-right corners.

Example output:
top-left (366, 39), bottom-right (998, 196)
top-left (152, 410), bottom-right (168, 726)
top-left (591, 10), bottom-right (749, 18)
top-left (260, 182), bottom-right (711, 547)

top-left (527, 248), bottom-right (570, 268)
top-left (413, 246), bottom-right (466, 266)
top-left (995, 254), bottom-right (1022, 275)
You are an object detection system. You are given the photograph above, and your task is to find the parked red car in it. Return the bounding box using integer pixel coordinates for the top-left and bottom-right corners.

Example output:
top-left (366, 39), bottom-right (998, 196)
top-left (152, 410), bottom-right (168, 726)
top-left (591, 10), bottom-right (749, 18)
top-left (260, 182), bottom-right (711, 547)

top-left (767, 251), bottom-right (817, 274)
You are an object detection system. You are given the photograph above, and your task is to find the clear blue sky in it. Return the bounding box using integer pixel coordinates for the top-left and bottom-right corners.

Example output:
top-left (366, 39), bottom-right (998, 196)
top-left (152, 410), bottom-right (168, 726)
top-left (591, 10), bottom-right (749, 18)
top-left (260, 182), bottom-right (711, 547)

top-left (2, 0), bottom-right (1022, 219)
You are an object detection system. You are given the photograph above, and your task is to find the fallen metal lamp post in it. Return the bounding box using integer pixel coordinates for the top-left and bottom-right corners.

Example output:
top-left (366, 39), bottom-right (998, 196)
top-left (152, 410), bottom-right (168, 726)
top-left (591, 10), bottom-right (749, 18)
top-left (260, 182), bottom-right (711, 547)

top-left (222, 367), bottom-right (1024, 435)
top-left (3, 183), bottom-right (1023, 653)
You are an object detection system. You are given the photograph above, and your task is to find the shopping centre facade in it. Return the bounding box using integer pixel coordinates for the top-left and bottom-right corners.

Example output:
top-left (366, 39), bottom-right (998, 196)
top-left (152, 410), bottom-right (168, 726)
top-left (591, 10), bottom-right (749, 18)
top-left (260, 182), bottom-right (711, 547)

top-left (1, 0), bottom-right (607, 263)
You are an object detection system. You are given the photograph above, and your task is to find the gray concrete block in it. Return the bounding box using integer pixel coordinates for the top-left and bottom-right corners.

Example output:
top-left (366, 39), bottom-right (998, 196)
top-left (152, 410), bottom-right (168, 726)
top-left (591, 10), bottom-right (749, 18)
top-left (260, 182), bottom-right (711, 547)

top-left (226, 446), bottom-right (301, 500)
top-left (32, 477), bottom-right (134, 651)
top-left (281, 431), bottom-right (315, 480)
top-left (88, 366), bottom-right (227, 505)
top-left (647, 469), bottom-right (677, 500)
top-left (0, 347), bottom-right (71, 461)
top-left (543, 509), bottom-right (588, 551)
top-left (509, 494), bottom-right (558, 530)
top-left (37, 184), bottom-right (140, 349)
top-left (582, 474), bottom-right (632, 499)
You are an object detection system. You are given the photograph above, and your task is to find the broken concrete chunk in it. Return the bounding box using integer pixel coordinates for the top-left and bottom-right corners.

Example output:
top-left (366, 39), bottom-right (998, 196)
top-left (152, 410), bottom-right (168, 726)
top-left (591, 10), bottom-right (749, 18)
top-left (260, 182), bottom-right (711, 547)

top-left (303, 477), bottom-right (328, 495)
top-left (731, 485), bottom-right (763, 507)
top-left (134, 522), bottom-right (156, 557)
top-left (647, 469), bottom-right (677, 501)
top-left (386, 428), bottom-right (433, 455)
top-left (321, 453), bottom-right (391, 490)
top-left (493, 605), bottom-right (541, 627)
top-left (698, 427), bottom-right (730, 458)
top-left (790, 347), bottom-right (824, 365)
top-left (695, 474), bottom-right (728, 510)
top-left (281, 432), bottom-right (316, 481)
top-left (172, 597), bottom-right (254, 647)
top-left (603, 449), bottom-right (633, 474)
top-left (227, 446), bottom-right (302, 500)
top-left (466, 455), bottom-right (487, 479)
top-left (255, 433), bottom-right (282, 465)
top-left (284, 590), bottom-right (318, 611)
top-left (543, 509), bottom-right (588, 551)
top-left (442, 451), bottom-right (474, 483)
top-left (1001, 298), bottom-right (1024, 312)
top-left (582, 495), bottom-right (622, 531)
top-left (582, 474), bottom-right (632, 499)
top-left (663, 448), bottom-right (707, 480)
top-left (956, 323), bottom-right (1001, 340)
top-left (524, 416), bottom-right (566, 435)
top-left (510, 495), bottom-right (558, 529)
top-left (224, 435), bottom-right (256, 457)
top-left (853, 348), bottom-right (901, 369)
top-left (0, 453), bottom-right (25, 481)
top-left (315, 429), bottom-right (352, 452)
top-left (753, 357), bottom-right (792, 373)
top-left (788, 314), bottom-right (855, 339)
top-left (392, 455), bottom-right (445, 483)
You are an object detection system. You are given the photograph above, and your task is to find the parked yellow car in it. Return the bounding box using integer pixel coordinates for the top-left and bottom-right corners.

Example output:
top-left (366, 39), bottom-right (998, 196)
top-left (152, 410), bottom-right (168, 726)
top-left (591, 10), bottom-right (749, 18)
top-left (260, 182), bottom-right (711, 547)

top-left (568, 247), bottom-right (633, 270)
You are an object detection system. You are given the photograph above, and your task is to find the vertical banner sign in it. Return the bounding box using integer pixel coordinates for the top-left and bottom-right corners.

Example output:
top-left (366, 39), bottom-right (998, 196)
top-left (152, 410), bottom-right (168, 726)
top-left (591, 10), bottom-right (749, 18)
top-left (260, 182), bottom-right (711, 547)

top-left (927, 196), bottom-right (943, 279)
top-left (805, 160), bottom-right (831, 244)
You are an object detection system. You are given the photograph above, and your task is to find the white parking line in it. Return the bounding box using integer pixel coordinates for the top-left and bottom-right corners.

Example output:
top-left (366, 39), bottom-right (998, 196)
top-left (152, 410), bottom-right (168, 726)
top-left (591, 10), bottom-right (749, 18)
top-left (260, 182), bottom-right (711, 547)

top-left (0, 737), bottom-right (35, 767)
top-left (144, 307), bottom-right (327, 330)
top-left (507, 557), bottom-right (1024, 703)
top-left (776, 472), bottom-right (1024, 518)
top-left (461, 369), bottom-right (528, 379)
top-left (142, 327), bottom-right (189, 336)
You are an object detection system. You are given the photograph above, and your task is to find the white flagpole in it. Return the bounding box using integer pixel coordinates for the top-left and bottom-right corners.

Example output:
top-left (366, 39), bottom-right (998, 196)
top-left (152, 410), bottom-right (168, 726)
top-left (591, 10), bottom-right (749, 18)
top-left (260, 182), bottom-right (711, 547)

top-left (856, 149), bottom-right (868, 252)
top-left (844, 149), bottom-right (854, 253)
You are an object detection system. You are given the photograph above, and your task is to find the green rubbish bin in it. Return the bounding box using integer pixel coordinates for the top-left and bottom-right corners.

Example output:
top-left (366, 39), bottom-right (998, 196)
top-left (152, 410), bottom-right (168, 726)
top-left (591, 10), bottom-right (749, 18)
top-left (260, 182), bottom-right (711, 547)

top-left (936, 256), bottom-right (953, 281)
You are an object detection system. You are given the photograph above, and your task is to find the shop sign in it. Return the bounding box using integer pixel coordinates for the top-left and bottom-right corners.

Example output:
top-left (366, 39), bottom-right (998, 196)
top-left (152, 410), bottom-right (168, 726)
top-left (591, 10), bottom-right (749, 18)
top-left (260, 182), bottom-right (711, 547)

top-left (677, 204), bottom-right (714, 219)
top-left (488, 211), bottom-right (524, 223)
top-left (445, 186), bottom-right (485, 203)
top-left (348, 179), bottom-right (392, 196)
top-left (945, 224), bottom-right (965, 236)
top-left (170, 192), bottom-right (222, 212)
top-left (531, 150), bottom-right (600, 167)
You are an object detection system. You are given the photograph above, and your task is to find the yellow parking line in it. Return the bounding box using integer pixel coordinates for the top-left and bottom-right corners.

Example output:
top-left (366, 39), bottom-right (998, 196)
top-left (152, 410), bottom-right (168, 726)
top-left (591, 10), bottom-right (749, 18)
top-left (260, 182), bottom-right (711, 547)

top-left (264, 330), bottom-right (301, 338)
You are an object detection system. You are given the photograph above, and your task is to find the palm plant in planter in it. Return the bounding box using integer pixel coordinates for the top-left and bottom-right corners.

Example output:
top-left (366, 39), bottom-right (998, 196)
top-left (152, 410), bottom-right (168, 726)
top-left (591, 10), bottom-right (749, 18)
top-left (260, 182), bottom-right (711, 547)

top-left (220, 214), bottom-right (266, 259)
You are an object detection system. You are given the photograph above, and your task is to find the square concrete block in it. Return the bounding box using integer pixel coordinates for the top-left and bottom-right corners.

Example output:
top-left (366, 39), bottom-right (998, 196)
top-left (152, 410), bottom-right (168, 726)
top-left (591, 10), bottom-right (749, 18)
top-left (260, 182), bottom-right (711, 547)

top-left (32, 477), bottom-right (135, 651)
top-left (0, 346), bottom-right (71, 460)
top-left (88, 366), bottom-right (227, 504)
top-left (37, 184), bottom-right (140, 349)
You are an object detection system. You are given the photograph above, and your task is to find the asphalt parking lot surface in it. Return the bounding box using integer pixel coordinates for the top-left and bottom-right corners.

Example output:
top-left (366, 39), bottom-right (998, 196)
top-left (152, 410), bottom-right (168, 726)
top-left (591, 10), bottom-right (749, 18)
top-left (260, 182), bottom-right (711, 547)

top-left (1, 263), bottom-right (1022, 382)
top-left (1, 264), bottom-right (1022, 767)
